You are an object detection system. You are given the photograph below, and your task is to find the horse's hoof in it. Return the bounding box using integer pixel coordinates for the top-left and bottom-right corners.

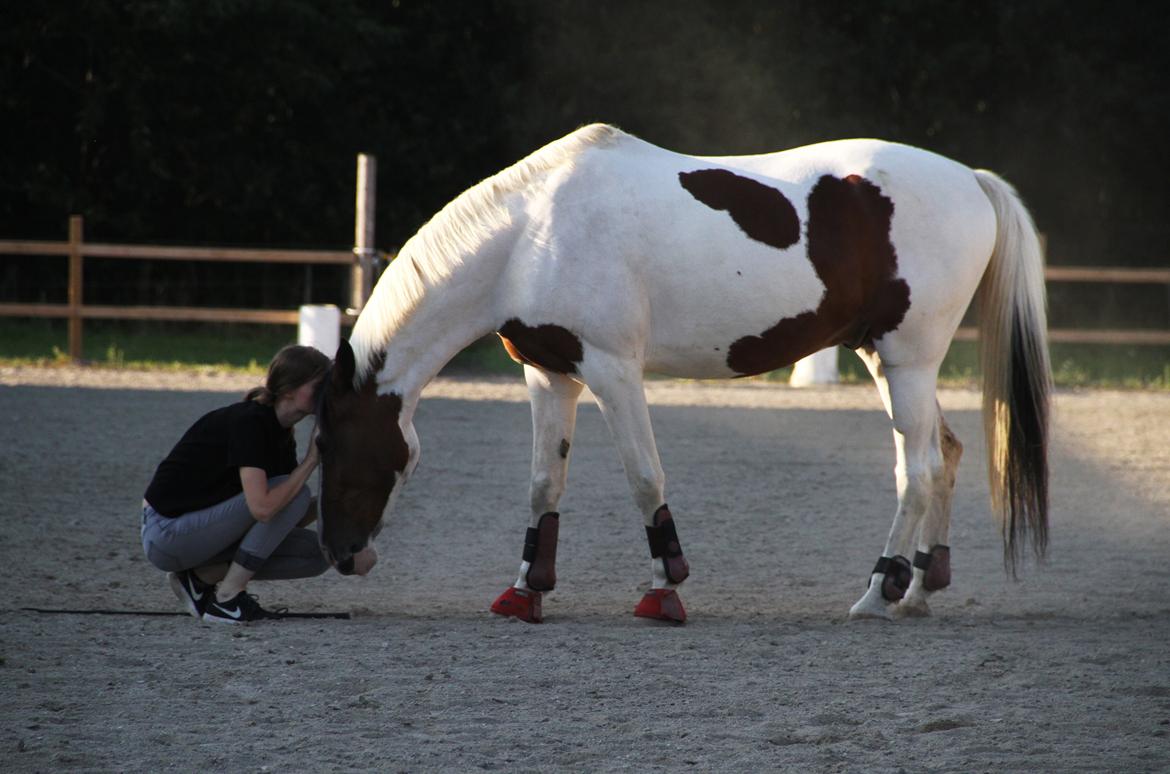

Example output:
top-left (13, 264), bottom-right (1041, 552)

top-left (490, 587), bottom-right (543, 623)
top-left (634, 588), bottom-right (687, 623)
top-left (896, 595), bottom-right (932, 618)
top-left (848, 592), bottom-right (894, 621)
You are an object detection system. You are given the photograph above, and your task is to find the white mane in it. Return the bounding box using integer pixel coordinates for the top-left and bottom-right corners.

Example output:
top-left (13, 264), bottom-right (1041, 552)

top-left (350, 123), bottom-right (624, 382)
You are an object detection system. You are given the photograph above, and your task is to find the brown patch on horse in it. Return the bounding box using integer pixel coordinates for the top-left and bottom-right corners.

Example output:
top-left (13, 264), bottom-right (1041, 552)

top-left (497, 319), bottom-right (584, 375)
top-left (726, 174), bottom-right (911, 376)
top-left (679, 168), bottom-right (800, 250)
top-left (325, 387), bottom-right (408, 508)
top-left (317, 344), bottom-right (409, 559)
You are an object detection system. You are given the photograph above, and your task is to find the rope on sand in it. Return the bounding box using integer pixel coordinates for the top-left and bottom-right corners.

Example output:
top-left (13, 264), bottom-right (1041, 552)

top-left (19, 606), bottom-right (351, 619)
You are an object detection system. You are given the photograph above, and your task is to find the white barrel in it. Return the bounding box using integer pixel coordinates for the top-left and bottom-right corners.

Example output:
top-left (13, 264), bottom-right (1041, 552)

top-left (298, 304), bottom-right (341, 358)
top-left (789, 347), bottom-right (840, 386)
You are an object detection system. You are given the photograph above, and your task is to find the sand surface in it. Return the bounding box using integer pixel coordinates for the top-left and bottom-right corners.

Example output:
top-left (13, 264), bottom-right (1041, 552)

top-left (1, 365), bottom-right (1168, 772)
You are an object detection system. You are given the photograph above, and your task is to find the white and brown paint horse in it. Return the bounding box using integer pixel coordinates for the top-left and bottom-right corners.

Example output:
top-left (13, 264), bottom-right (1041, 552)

top-left (314, 124), bottom-right (1050, 622)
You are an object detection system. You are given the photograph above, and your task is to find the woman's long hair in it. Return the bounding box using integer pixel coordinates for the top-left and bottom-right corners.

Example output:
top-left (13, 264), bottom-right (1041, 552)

top-left (245, 344), bottom-right (332, 405)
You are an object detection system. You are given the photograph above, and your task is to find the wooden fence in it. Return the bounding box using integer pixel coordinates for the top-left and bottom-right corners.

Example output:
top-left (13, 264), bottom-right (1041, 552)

top-left (1, 215), bottom-right (1169, 361)
top-left (0, 215), bottom-right (382, 360)
top-left (953, 264), bottom-right (1170, 344)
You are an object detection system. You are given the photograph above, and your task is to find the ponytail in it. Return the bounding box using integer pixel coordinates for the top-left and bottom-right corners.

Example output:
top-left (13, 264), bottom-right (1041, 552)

top-left (244, 385), bottom-right (276, 404)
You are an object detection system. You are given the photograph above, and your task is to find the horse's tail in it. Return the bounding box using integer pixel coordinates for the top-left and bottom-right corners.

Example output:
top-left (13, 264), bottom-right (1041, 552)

top-left (972, 169), bottom-right (1052, 574)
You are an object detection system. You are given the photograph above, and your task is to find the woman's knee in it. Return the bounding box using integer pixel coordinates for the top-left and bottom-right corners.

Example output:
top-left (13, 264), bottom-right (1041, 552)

top-left (142, 538), bottom-right (184, 572)
top-left (272, 485), bottom-right (313, 527)
top-left (291, 484), bottom-right (312, 515)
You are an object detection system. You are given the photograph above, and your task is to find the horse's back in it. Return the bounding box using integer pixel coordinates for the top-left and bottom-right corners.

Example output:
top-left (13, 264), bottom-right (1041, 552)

top-left (505, 132), bottom-right (996, 377)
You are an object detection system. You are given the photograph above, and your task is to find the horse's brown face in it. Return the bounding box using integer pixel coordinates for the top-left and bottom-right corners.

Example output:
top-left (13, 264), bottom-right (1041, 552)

top-left (316, 339), bottom-right (410, 574)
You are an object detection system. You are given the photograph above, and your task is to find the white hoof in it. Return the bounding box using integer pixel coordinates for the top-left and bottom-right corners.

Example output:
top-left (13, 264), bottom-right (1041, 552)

top-left (849, 585), bottom-right (894, 620)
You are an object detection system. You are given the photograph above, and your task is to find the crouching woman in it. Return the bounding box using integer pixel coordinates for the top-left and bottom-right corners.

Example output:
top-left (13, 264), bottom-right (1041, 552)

top-left (140, 344), bottom-right (368, 624)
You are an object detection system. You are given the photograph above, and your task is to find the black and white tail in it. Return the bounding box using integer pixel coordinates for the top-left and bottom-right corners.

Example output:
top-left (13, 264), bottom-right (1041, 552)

top-left (973, 169), bottom-right (1052, 573)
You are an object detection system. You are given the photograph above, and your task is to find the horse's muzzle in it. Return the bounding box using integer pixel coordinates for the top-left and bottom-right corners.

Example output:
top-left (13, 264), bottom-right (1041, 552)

top-left (330, 544), bottom-right (378, 577)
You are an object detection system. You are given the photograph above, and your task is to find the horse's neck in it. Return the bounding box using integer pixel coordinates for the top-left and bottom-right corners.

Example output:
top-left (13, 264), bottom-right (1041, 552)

top-left (350, 227), bottom-right (514, 416)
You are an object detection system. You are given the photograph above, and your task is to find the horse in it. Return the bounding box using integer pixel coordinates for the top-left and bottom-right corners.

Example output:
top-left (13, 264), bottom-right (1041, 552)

top-left (313, 123), bottom-right (1051, 622)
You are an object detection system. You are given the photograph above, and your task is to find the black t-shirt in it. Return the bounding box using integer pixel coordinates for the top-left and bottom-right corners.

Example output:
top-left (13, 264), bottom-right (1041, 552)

top-left (144, 400), bottom-right (298, 517)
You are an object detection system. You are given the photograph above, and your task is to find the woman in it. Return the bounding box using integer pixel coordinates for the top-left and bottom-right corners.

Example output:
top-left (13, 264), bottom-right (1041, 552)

top-left (141, 344), bottom-right (336, 623)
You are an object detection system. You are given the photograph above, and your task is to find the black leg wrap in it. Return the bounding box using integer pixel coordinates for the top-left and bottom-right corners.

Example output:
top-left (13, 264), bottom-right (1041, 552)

top-left (913, 550), bottom-right (933, 571)
top-left (645, 504), bottom-right (689, 584)
top-left (521, 529), bottom-right (539, 563)
top-left (522, 512), bottom-right (559, 591)
top-left (871, 555), bottom-right (912, 602)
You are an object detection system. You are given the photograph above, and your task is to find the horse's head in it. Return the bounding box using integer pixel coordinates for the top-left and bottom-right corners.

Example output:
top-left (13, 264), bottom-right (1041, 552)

top-left (315, 339), bottom-right (413, 574)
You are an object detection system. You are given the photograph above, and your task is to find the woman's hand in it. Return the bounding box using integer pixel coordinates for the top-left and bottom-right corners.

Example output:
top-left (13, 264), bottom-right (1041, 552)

top-left (240, 423), bottom-right (321, 523)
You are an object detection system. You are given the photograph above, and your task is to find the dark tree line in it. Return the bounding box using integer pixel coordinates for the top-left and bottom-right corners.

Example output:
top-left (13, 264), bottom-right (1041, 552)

top-left (2, 1), bottom-right (1167, 324)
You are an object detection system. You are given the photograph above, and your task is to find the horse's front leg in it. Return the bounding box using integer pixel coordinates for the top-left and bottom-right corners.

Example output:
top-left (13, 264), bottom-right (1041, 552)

top-left (582, 350), bottom-right (689, 623)
top-left (490, 366), bottom-right (583, 623)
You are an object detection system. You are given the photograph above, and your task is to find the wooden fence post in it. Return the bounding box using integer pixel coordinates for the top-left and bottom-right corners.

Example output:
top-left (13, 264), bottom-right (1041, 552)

top-left (350, 153), bottom-right (377, 313)
top-left (68, 215), bottom-right (84, 362)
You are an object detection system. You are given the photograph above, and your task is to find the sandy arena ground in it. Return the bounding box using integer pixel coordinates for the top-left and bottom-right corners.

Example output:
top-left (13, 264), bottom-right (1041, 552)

top-left (1, 365), bottom-right (1168, 772)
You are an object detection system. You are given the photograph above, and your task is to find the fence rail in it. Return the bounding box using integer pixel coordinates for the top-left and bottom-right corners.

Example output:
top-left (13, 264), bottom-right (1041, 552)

top-left (2, 216), bottom-right (1169, 360)
top-left (0, 215), bottom-right (375, 360)
top-left (953, 263), bottom-right (1170, 345)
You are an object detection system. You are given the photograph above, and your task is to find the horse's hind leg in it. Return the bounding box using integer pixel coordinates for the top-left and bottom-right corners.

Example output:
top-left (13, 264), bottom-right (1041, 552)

top-left (580, 349), bottom-right (688, 623)
top-left (898, 408), bottom-right (961, 617)
top-left (849, 351), bottom-right (944, 620)
top-left (490, 365), bottom-right (583, 623)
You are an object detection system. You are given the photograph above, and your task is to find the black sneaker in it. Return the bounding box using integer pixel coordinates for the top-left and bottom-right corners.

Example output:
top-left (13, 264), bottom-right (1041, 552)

top-left (168, 570), bottom-right (212, 619)
top-left (202, 591), bottom-right (287, 624)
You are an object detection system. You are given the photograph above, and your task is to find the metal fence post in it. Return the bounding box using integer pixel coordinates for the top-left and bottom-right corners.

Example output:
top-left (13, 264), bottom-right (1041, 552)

top-left (350, 153), bottom-right (377, 314)
top-left (67, 215), bottom-right (83, 361)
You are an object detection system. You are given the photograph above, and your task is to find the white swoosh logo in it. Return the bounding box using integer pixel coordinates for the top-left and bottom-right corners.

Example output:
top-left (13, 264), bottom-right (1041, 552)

top-left (214, 603), bottom-right (242, 620)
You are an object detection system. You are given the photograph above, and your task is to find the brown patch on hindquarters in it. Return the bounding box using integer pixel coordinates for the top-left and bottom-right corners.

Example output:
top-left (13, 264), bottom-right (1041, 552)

top-left (498, 319), bottom-right (584, 375)
top-left (558, 438), bottom-right (570, 459)
top-left (726, 174), bottom-right (911, 375)
top-left (678, 168), bottom-right (801, 250)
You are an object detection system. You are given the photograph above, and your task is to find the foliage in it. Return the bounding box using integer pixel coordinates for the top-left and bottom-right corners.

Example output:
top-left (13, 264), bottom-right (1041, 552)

top-left (1, 1), bottom-right (1167, 327)
top-left (0, 318), bottom-right (287, 371)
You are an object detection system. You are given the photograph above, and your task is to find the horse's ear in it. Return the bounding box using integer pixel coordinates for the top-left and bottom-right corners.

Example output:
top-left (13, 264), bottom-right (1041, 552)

top-left (332, 338), bottom-right (356, 392)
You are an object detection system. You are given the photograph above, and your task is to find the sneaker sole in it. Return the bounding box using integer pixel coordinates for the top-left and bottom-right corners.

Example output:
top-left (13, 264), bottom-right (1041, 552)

top-left (168, 572), bottom-right (202, 619)
top-left (201, 611), bottom-right (245, 624)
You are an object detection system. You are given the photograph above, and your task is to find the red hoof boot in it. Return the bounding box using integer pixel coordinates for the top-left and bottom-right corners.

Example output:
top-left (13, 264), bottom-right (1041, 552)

top-left (490, 587), bottom-right (543, 623)
top-left (634, 589), bottom-right (687, 624)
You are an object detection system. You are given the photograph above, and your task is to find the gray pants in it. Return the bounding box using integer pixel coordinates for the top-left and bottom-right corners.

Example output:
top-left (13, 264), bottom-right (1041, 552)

top-left (141, 476), bottom-right (329, 580)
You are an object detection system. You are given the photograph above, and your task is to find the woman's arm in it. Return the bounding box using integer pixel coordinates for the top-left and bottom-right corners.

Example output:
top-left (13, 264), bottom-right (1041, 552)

top-left (239, 426), bottom-right (319, 523)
